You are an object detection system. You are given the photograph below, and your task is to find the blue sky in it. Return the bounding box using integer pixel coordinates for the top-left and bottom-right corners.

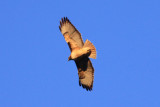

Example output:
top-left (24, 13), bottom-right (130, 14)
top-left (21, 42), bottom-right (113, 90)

top-left (0, 0), bottom-right (160, 107)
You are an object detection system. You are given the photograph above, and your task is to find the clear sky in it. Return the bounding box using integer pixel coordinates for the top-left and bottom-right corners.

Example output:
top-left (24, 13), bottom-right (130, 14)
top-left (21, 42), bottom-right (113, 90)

top-left (0, 0), bottom-right (160, 107)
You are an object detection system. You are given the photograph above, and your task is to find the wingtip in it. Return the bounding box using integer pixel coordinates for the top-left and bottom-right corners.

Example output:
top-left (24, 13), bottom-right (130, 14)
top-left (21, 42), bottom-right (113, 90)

top-left (82, 85), bottom-right (93, 91)
top-left (61, 17), bottom-right (69, 22)
top-left (79, 81), bottom-right (93, 91)
top-left (59, 25), bottom-right (61, 31)
top-left (59, 17), bottom-right (70, 31)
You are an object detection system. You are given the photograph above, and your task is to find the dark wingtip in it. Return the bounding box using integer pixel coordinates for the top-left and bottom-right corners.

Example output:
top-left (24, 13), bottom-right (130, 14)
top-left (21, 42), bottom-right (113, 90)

top-left (64, 17), bottom-right (66, 22)
top-left (62, 17), bottom-right (69, 22)
top-left (79, 81), bottom-right (93, 91)
top-left (66, 17), bottom-right (69, 22)
top-left (61, 18), bottom-right (64, 23)
top-left (59, 25), bottom-right (61, 31)
top-left (59, 17), bottom-right (70, 31)
top-left (82, 84), bottom-right (92, 91)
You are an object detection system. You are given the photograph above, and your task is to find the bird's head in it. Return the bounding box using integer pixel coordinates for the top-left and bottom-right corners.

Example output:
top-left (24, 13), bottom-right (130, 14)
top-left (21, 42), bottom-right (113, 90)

top-left (68, 56), bottom-right (72, 61)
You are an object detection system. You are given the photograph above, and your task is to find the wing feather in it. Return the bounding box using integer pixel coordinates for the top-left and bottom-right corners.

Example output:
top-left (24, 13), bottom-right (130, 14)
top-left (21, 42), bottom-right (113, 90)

top-left (59, 17), bottom-right (84, 49)
top-left (75, 57), bottom-right (94, 91)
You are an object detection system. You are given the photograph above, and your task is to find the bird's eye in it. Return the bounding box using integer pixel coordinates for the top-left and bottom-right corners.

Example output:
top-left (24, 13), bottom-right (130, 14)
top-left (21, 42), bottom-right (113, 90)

top-left (87, 50), bottom-right (90, 52)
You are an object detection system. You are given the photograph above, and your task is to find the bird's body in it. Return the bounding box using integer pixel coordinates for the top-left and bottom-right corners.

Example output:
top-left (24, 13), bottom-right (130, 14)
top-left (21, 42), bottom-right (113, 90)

top-left (69, 47), bottom-right (90, 60)
top-left (59, 17), bottom-right (96, 91)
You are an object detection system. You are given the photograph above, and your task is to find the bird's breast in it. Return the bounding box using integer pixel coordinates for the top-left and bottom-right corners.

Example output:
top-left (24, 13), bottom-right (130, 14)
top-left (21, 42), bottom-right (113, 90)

top-left (71, 49), bottom-right (81, 59)
top-left (71, 48), bottom-right (90, 60)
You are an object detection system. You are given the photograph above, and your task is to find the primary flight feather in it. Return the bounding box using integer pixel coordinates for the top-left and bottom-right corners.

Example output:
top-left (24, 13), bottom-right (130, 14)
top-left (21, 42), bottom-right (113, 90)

top-left (59, 17), bottom-right (96, 91)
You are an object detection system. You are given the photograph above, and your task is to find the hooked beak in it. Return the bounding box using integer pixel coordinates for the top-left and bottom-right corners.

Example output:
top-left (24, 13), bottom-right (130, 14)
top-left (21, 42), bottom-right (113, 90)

top-left (68, 56), bottom-right (71, 61)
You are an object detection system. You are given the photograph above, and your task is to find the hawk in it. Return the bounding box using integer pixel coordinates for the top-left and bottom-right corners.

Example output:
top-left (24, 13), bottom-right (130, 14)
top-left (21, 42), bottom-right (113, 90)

top-left (59, 17), bottom-right (96, 91)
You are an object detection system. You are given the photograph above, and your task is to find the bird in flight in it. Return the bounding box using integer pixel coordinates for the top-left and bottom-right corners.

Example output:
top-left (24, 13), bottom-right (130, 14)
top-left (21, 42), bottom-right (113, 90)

top-left (59, 17), bottom-right (96, 91)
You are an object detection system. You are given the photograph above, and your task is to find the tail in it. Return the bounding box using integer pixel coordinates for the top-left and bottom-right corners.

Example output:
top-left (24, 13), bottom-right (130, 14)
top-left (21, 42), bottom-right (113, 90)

top-left (83, 39), bottom-right (96, 59)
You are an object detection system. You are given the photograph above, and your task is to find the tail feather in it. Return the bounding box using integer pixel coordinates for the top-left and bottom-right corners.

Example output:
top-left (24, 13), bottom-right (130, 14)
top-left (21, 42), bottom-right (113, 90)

top-left (83, 39), bottom-right (96, 59)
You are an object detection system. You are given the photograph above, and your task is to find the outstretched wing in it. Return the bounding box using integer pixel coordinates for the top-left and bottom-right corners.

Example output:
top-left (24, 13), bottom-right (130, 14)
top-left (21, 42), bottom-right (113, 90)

top-left (59, 17), bottom-right (84, 51)
top-left (75, 57), bottom-right (94, 91)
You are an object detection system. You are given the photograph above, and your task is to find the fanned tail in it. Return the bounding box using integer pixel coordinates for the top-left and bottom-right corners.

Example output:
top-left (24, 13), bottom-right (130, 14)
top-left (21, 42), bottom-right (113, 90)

top-left (83, 39), bottom-right (96, 59)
